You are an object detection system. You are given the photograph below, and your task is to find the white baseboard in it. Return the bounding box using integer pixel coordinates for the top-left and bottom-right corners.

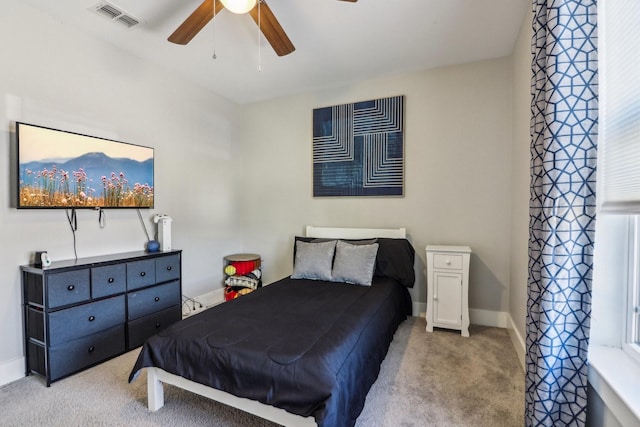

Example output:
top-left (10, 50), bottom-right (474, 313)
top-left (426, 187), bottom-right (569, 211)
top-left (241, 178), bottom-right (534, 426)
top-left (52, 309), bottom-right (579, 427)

top-left (417, 306), bottom-right (515, 331)
top-left (183, 288), bottom-right (226, 317)
top-left (413, 302), bottom-right (426, 318)
top-left (0, 357), bottom-right (25, 387)
top-left (506, 313), bottom-right (526, 372)
top-left (195, 288), bottom-right (225, 307)
top-left (469, 308), bottom-right (508, 328)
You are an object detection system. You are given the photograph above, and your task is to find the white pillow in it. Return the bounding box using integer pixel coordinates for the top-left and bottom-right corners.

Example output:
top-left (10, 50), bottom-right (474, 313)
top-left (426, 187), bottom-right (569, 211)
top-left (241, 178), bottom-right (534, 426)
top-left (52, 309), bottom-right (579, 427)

top-left (291, 240), bottom-right (336, 281)
top-left (331, 240), bottom-right (379, 286)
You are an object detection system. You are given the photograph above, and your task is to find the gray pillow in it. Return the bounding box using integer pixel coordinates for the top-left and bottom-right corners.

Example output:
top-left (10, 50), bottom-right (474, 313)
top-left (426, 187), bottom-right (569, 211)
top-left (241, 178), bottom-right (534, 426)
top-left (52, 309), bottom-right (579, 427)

top-left (331, 240), bottom-right (379, 286)
top-left (291, 240), bottom-right (336, 281)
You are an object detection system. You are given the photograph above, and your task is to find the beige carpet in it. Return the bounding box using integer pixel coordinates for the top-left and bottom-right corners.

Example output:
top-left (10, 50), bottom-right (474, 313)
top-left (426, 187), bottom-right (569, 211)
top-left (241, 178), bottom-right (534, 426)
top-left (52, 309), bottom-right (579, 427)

top-left (0, 317), bottom-right (524, 426)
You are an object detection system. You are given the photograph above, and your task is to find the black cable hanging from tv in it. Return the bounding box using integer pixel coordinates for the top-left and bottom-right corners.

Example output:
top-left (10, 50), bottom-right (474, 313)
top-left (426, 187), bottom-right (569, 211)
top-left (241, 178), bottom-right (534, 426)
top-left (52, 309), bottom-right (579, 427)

top-left (98, 207), bottom-right (106, 228)
top-left (66, 208), bottom-right (78, 260)
top-left (136, 208), bottom-right (150, 242)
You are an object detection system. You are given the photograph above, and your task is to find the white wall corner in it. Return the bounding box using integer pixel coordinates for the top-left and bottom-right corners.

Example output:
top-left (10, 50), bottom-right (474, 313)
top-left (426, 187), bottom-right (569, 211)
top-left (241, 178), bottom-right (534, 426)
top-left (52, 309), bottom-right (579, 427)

top-left (0, 356), bottom-right (25, 387)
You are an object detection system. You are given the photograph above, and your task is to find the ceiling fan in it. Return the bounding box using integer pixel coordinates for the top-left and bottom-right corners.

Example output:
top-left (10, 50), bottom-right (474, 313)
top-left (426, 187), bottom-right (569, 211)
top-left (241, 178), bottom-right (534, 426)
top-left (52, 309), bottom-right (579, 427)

top-left (168, 0), bottom-right (357, 57)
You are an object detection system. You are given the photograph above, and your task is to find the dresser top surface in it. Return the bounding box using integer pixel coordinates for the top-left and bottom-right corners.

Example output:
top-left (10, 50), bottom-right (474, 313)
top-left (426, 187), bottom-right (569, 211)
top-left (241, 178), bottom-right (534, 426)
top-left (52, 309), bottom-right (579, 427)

top-left (21, 249), bottom-right (181, 273)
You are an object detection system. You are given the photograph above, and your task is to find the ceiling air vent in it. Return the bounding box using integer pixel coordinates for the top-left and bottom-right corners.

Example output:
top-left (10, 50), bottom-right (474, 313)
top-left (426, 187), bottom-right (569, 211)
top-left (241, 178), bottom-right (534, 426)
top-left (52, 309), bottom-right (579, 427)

top-left (93, 2), bottom-right (141, 29)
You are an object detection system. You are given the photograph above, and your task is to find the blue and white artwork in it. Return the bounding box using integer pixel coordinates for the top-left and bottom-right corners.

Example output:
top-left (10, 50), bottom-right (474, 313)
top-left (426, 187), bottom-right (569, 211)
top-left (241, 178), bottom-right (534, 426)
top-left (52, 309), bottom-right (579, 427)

top-left (312, 96), bottom-right (404, 197)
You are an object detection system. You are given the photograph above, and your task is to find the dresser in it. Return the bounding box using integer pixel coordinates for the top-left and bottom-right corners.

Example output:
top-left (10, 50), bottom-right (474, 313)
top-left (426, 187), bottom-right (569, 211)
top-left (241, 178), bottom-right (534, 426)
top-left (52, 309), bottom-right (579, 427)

top-left (21, 250), bottom-right (182, 385)
top-left (425, 245), bottom-right (471, 337)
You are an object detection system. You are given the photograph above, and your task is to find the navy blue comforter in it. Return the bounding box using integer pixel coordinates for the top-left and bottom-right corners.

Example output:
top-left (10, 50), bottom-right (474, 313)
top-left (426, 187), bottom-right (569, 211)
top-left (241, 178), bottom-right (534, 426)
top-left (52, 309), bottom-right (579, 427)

top-left (129, 276), bottom-right (411, 427)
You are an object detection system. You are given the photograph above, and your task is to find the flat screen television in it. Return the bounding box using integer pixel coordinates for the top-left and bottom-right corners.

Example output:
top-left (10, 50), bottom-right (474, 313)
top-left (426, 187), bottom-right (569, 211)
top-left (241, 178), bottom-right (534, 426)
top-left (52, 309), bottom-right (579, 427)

top-left (16, 122), bottom-right (154, 209)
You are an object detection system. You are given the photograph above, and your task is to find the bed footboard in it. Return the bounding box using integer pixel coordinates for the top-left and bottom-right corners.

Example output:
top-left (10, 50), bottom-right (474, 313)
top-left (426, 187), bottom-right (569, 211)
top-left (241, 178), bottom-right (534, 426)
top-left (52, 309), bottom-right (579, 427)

top-left (145, 367), bottom-right (317, 427)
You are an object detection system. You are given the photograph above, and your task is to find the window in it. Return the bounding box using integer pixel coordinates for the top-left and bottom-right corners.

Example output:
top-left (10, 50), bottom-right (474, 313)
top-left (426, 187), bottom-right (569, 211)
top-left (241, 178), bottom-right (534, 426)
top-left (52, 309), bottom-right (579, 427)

top-left (598, 1), bottom-right (640, 214)
top-left (598, 0), bottom-right (640, 361)
top-left (627, 217), bottom-right (640, 359)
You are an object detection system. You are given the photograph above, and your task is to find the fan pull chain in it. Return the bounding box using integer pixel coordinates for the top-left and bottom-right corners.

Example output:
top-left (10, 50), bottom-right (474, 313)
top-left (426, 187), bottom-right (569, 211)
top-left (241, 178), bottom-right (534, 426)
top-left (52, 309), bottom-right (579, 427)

top-left (212, 0), bottom-right (217, 59)
top-left (257, 0), bottom-right (262, 72)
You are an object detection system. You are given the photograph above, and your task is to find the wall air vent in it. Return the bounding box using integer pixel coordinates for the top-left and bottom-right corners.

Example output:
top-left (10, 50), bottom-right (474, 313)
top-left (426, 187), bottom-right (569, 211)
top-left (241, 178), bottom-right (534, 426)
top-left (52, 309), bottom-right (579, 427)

top-left (93, 2), bottom-right (141, 29)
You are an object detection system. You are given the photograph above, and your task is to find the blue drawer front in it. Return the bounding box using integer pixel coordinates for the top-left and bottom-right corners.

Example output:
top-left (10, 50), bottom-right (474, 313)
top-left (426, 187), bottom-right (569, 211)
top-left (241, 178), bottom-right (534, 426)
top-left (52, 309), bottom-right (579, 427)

top-left (127, 281), bottom-right (180, 320)
top-left (127, 304), bottom-right (182, 349)
top-left (127, 259), bottom-right (156, 290)
top-left (48, 324), bottom-right (125, 382)
top-left (47, 270), bottom-right (90, 308)
top-left (156, 255), bottom-right (180, 283)
top-left (48, 295), bottom-right (125, 346)
top-left (91, 264), bottom-right (126, 299)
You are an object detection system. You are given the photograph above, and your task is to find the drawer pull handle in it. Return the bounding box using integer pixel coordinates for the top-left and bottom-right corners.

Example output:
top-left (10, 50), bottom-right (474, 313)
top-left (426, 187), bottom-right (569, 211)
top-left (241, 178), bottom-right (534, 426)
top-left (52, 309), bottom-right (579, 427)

top-left (155, 322), bottom-right (161, 328)
top-left (154, 297), bottom-right (160, 302)
top-left (166, 266), bottom-right (172, 271)
top-left (108, 277), bottom-right (114, 284)
top-left (88, 346), bottom-right (95, 353)
top-left (446, 260), bottom-right (452, 265)
top-left (88, 315), bottom-right (96, 322)
top-left (67, 285), bottom-right (75, 291)
top-left (140, 271), bottom-right (146, 277)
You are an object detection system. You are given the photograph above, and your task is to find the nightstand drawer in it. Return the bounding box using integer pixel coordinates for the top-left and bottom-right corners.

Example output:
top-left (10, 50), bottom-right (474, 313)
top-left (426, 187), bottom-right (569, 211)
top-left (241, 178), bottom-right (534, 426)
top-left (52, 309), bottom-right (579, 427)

top-left (48, 295), bottom-right (125, 346)
top-left (156, 255), bottom-right (180, 283)
top-left (48, 324), bottom-right (125, 382)
top-left (127, 305), bottom-right (181, 349)
top-left (127, 281), bottom-right (180, 320)
top-left (433, 254), bottom-right (463, 270)
top-left (127, 259), bottom-right (156, 290)
top-left (91, 264), bottom-right (126, 298)
top-left (47, 270), bottom-right (90, 308)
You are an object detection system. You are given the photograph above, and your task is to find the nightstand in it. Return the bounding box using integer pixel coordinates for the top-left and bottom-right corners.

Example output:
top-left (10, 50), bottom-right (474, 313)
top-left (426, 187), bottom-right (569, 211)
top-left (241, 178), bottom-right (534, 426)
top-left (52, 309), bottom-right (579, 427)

top-left (425, 245), bottom-right (471, 337)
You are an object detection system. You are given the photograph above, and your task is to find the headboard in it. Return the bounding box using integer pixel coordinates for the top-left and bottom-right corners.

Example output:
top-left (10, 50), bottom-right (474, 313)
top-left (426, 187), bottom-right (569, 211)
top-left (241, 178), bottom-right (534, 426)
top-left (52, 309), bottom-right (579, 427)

top-left (305, 226), bottom-right (406, 239)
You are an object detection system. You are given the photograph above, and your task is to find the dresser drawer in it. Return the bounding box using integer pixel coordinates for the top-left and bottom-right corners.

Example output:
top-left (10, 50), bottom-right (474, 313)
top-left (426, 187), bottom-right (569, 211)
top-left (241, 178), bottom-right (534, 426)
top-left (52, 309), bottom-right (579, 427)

top-left (127, 305), bottom-right (181, 349)
top-left (91, 264), bottom-right (126, 298)
top-left (48, 324), bottom-right (125, 382)
top-left (48, 295), bottom-right (125, 346)
top-left (433, 253), bottom-right (463, 270)
top-left (127, 259), bottom-right (156, 290)
top-left (47, 270), bottom-right (90, 308)
top-left (127, 281), bottom-right (180, 320)
top-left (156, 255), bottom-right (180, 283)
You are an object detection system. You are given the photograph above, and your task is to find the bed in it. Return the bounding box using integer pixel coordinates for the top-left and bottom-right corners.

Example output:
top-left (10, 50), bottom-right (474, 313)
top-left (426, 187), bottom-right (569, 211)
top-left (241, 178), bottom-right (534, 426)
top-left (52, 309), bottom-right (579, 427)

top-left (129, 226), bottom-right (415, 427)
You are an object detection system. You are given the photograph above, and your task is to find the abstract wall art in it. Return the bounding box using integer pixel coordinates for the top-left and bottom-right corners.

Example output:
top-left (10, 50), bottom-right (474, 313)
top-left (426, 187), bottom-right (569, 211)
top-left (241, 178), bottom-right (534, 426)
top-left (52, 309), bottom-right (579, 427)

top-left (312, 95), bottom-right (404, 197)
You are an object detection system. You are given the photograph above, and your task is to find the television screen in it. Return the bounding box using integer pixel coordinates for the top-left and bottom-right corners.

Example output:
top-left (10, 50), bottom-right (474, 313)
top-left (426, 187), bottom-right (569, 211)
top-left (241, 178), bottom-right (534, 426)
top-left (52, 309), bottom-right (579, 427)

top-left (16, 122), bottom-right (154, 209)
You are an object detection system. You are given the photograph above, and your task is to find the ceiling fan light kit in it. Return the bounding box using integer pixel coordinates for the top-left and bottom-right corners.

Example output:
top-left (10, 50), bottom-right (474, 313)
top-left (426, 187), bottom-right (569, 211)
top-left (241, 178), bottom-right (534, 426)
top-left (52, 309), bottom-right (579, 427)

top-left (219, 0), bottom-right (257, 15)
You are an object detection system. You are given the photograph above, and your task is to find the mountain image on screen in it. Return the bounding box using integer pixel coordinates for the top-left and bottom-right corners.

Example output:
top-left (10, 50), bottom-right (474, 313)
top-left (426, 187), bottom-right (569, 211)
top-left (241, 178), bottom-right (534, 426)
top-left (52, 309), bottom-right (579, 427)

top-left (19, 151), bottom-right (154, 208)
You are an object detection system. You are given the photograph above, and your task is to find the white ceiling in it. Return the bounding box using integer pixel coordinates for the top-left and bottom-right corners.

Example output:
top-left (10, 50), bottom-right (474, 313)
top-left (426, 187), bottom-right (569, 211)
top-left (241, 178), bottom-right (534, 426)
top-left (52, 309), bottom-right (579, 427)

top-left (22, 0), bottom-right (529, 105)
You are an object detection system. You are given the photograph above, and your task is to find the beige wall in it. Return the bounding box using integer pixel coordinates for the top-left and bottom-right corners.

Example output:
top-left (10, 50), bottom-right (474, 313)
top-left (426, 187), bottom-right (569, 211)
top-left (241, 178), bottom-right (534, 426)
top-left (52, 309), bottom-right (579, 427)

top-left (238, 59), bottom-right (514, 311)
top-left (509, 7), bottom-right (534, 358)
top-left (0, 2), bottom-right (243, 377)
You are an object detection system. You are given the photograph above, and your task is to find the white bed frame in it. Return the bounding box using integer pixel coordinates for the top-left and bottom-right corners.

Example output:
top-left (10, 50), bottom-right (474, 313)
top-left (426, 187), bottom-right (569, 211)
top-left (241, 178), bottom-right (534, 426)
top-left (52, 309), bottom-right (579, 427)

top-left (145, 226), bottom-right (407, 427)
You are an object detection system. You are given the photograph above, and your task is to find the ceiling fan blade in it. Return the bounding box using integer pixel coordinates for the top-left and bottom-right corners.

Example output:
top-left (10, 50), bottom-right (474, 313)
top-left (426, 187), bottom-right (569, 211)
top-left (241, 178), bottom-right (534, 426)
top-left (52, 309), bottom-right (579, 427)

top-left (168, 0), bottom-right (225, 45)
top-left (338, 0), bottom-right (358, 2)
top-left (249, 1), bottom-right (295, 57)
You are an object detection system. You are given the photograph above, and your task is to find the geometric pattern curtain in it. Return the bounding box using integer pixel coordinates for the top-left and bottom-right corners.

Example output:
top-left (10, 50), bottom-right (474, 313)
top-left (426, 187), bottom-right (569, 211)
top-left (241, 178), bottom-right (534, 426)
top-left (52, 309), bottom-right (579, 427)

top-left (525, 1), bottom-right (598, 425)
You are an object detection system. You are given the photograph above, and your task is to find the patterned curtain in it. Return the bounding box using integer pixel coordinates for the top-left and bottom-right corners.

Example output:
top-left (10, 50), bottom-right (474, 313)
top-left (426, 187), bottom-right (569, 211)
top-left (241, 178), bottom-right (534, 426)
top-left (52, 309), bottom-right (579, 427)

top-left (526, 1), bottom-right (598, 426)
